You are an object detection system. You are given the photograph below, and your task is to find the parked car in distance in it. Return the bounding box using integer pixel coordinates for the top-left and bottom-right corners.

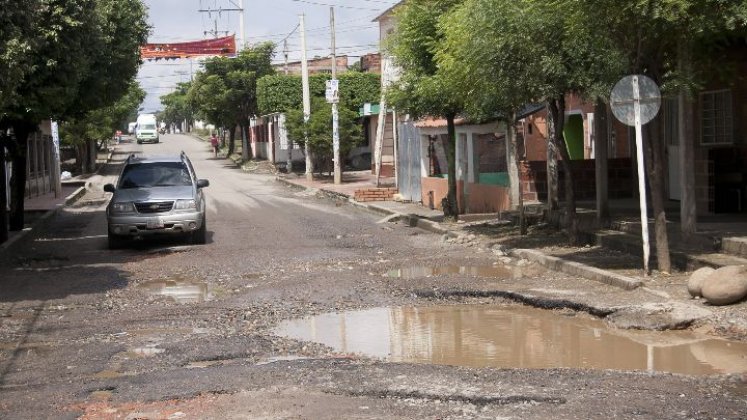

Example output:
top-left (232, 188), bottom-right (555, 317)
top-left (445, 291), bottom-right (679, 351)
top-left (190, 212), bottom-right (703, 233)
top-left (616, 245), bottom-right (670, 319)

top-left (104, 152), bottom-right (209, 249)
top-left (135, 114), bottom-right (159, 144)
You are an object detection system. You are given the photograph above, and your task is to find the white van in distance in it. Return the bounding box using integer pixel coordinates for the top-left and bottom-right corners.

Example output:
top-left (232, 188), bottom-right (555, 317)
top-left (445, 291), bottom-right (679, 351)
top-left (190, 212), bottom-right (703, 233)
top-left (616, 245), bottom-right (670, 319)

top-left (136, 114), bottom-right (159, 144)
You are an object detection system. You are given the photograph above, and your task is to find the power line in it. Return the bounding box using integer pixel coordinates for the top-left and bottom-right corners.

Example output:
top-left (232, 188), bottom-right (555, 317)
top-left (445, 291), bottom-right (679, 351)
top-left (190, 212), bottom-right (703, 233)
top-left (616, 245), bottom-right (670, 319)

top-left (288, 0), bottom-right (383, 11)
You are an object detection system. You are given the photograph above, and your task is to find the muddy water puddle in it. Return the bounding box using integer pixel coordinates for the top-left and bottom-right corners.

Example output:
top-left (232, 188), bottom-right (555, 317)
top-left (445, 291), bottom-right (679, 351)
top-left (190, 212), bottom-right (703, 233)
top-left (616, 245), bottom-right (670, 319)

top-left (274, 305), bottom-right (747, 376)
top-left (386, 263), bottom-right (546, 280)
top-left (139, 277), bottom-right (211, 303)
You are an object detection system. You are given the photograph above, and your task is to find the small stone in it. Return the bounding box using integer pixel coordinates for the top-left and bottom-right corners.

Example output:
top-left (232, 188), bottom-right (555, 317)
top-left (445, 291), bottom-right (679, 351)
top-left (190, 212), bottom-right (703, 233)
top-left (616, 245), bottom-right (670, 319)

top-left (687, 267), bottom-right (715, 298)
top-left (701, 265), bottom-right (747, 306)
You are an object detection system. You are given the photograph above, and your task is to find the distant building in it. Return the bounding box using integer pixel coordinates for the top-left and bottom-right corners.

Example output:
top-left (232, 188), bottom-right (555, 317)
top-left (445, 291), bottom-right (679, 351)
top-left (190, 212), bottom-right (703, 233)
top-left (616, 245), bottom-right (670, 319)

top-left (274, 56), bottom-right (349, 75)
top-left (359, 53), bottom-right (381, 74)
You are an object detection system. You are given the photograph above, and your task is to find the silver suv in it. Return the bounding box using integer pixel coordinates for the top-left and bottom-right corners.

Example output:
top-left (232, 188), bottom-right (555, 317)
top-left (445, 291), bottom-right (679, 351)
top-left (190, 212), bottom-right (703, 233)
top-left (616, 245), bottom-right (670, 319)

top-left (104, 152), bottom-right (209, 248)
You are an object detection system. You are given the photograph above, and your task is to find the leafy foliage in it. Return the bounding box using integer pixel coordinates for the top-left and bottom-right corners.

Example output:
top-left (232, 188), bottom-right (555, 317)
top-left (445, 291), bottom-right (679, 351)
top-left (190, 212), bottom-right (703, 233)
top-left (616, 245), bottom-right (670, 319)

top-left (0, 0), bottom-right (149, 124)
top-left (284, 97), bottom-right (363, 173)
top-left (186, 42), bottom-right (275, 154)
top-left (257, 72), bottom-right (380, 115)
top-left (59, 82), bottom-right (145, 147)
top-left (385, 0), bottom-right (466, 219)
top-left (188, 43), bottom-right (275, 124)
top-left (160, 82), bottom-right (193, 128)
top-left (385, 0), bottom-right (464, 119)
top-left (0, 0), bottom-right (149, 232)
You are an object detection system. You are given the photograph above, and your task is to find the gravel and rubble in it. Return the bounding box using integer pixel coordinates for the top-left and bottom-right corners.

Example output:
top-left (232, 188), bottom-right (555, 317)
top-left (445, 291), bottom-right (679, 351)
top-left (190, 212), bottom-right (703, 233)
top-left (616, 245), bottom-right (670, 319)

top-left (1, 137), bottom-right (746, 419)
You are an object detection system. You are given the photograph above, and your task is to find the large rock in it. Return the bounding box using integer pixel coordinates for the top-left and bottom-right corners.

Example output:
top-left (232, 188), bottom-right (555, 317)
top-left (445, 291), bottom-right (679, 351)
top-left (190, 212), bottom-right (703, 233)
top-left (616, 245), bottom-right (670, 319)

top-left (687, 267), bottom-right (715, 298)
top-left (701, 265), bottom-right (747, 306)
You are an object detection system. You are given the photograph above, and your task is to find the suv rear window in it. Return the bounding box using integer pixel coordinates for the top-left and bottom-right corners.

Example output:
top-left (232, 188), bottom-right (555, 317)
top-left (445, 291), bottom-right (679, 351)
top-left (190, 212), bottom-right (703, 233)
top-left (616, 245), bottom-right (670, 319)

top-left (119, 162), bottom-right (192, 189)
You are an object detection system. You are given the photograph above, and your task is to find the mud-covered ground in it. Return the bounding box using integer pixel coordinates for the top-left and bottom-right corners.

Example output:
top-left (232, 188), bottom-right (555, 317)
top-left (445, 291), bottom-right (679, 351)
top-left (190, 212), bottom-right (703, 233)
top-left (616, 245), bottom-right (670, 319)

top-left (1, 136), bottom-right (745, 419)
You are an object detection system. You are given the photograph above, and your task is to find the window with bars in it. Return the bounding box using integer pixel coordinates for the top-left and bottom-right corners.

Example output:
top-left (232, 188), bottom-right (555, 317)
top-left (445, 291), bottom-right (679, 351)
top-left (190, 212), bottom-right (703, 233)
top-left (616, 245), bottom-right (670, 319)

top-left (700, 89), bottom-right (733, 145)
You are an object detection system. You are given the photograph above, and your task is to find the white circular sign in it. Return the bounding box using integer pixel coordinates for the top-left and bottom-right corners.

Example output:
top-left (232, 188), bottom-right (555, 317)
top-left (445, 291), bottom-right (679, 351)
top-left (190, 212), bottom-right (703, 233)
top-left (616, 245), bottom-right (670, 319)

top-left (610, 75), bottom-right (661, 127)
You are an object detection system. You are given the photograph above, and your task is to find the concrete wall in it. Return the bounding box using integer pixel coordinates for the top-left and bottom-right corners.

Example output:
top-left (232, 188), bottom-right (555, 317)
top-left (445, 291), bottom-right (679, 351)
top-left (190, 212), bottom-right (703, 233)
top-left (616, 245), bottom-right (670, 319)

top-left (522, 158), bottom-right (635, 202)
top-left (251, 114), bottom-right (305, 165)
top-left (421, 177), bottom-right (511, 214)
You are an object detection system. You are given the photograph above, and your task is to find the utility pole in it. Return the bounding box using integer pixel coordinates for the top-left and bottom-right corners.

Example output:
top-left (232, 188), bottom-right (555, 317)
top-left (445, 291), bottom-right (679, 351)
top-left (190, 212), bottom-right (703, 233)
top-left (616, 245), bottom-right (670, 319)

top-left (331, 7), bottom-right (341, 185)
top-left (300, 14), bottom-right (313, 181)
top-left (238, 0), bottom-right (245, 50)
top-left (197, 0), bottom-right (244, 50)
top-left (283, 39), bottom-right (289, 75)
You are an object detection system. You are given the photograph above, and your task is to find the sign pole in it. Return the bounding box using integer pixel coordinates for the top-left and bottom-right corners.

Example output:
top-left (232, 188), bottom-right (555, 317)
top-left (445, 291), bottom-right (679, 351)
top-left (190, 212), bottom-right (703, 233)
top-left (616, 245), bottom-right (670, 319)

top-left (610, 74), bottom-right (660, 276)
top-left (632, 76), bottom-right (651, 274)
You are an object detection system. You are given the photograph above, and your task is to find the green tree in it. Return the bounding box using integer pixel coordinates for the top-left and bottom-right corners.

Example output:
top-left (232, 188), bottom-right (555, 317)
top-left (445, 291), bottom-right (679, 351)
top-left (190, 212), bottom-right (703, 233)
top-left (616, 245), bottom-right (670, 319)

top-left (188, 42), bottom-right (275, 157)
top-left (257, 72), bottom-right (380, 115)
top-left (59, 82), bottom-right (145, 173)
top-left (0, 0), bottom-right (148, 235)
top-left (285, 97), bottom-right (363, 174)
top-left (0, 1), bottom-right (38, 112)
top-left (385, 0), bottom-right (466, 220)
top-left (581, 0), bottom-right (747, 272)
top-left (160, 82), bottom-right (194, 132)
top-left (439, 0), bottom-right (623, 239)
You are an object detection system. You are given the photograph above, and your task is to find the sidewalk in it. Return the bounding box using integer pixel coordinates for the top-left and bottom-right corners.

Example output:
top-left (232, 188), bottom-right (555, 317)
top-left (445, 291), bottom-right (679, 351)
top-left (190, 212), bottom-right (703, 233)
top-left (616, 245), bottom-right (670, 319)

top-left (1, 147), bottom-right (121, 250)
top-left (275, 169), bottom-right (747, 287)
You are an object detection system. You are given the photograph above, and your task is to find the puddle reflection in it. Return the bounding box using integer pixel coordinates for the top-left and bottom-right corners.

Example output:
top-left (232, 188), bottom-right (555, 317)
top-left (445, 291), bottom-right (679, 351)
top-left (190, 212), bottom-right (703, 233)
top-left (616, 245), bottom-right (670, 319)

top-left (139, 277), bottom-right (210, 303)
top-left (387, 265), bottom-right (517, 279)
top-left (274, 305), bottom-right (747, 376)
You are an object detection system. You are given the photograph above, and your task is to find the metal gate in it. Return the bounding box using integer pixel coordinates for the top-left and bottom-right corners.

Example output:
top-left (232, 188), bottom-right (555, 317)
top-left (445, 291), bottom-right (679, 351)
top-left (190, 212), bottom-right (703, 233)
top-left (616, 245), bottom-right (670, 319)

top-left (397, 121), bottom-right (422, 203)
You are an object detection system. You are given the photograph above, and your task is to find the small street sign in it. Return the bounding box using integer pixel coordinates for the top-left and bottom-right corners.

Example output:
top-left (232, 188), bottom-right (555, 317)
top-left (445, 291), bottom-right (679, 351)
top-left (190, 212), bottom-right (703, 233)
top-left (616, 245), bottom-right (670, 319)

top-left (325, 79), bottom-right (339, 104)
top-left (610, 75), bottom-right (661, 127)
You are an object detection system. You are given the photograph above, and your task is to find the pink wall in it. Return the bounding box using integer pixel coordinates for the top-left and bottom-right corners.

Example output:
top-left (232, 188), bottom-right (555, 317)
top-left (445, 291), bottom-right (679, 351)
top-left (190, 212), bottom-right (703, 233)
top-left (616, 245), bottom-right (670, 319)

top-left (421, 177), bottom-right (511, 214)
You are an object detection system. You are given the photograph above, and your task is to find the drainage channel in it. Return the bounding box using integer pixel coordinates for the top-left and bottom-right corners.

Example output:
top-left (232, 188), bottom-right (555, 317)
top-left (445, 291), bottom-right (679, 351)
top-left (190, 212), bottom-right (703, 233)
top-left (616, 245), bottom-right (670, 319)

top-left (274, 304), bottom-right (747, 376)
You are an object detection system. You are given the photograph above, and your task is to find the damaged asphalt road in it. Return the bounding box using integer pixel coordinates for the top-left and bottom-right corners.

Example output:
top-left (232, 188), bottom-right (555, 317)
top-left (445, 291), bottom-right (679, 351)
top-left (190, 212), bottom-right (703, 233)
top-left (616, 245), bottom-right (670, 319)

top-left (1, 136), bottom-right (745, 419)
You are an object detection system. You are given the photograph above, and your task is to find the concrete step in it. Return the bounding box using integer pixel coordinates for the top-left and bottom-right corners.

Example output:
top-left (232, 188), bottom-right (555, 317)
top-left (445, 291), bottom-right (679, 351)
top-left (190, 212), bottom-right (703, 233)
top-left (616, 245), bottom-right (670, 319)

top-left (721, 237), bottom-right (747, 259)
top-left (582, 229), bottom-right (747, 271)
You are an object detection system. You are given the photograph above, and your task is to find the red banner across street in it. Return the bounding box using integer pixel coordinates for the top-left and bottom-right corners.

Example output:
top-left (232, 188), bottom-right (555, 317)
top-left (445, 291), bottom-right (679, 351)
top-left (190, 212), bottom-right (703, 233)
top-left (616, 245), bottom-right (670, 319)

top-left (141, 35), bottom-right (236, 60)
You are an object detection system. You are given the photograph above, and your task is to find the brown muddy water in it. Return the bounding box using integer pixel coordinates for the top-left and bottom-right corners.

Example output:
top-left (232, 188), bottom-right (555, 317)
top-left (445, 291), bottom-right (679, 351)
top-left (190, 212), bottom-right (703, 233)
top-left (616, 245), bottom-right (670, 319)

top-left (387, 265), bottom-right (520, 279)
top-left (274, 305), bottom-right (747, 376)
top-left (139, 277), bottom-right (210, 303)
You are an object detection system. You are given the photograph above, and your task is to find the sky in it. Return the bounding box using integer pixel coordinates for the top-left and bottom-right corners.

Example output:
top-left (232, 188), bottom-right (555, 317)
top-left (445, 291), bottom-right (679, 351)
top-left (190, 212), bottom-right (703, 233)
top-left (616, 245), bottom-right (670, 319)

top-left (138, 0), bottom-right (397, 113)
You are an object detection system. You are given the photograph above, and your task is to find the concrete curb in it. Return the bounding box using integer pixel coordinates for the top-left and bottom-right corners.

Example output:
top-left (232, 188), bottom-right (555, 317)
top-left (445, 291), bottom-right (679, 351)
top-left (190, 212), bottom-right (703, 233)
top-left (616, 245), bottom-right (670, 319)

top-left (0, 185), bottom-right (88, 251)
top-left (509, 248), bottom-right (644, 290)
top-left (0, 149), bottom-right (113, 252)
top-left (275, 176), bottom-right (450, 235)
top-left (274, 175), bottom-right (644, 291)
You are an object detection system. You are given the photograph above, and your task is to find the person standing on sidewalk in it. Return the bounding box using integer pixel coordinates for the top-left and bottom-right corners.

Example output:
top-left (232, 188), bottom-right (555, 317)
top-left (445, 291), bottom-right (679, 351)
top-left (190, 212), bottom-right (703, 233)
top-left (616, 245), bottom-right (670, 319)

top-left (210, 133), bottom-right (219, 158)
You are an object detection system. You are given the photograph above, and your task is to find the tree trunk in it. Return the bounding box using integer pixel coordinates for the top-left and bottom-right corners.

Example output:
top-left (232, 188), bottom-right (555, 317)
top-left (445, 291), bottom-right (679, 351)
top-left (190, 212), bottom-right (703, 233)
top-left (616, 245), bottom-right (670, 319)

top-left (509, 113), bottom-right (526, 235)
top-left (546, 108), bottom-right (559, 218)
top-left (444, 113), bottom-right (458, 221)
top-left (75, 143), bottom-right (86, 173)
top-left (227, 124), bottom-right (237, 156)
top-left (594, 98), bottom-right (610, 227)
top-left (548, 97), bottom-right (578, 243)
top-left (644, 121), bottom-right (672, 273)
top-left (87, 139), bottom-right (97, 173)
top-left (0, 135), bottom-right (8, 243)
top-left (678, 42), bottom-right (697, 239)
top-left (9, 122), bottom-right (35, 231)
